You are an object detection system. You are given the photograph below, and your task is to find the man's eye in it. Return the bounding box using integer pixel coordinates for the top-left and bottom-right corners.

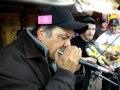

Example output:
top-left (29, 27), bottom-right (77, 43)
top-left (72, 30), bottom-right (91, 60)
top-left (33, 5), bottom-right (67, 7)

top-left (61, 37), bottom-right (67, 40)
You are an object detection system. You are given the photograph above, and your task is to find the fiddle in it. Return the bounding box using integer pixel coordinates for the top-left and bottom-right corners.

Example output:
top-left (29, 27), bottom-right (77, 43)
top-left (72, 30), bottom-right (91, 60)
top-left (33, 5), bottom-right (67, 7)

top-left (85, 41), bottom-right (109, 66)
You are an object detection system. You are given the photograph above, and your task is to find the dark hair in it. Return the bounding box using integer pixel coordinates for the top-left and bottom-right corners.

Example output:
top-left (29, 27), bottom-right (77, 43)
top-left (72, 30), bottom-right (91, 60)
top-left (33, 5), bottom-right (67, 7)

top-left (81, 16), bottom-right (96, 24)
top-left (100, 19), bottom-right (106, 25)
top-left (32, 25), bottom-right (57, 38)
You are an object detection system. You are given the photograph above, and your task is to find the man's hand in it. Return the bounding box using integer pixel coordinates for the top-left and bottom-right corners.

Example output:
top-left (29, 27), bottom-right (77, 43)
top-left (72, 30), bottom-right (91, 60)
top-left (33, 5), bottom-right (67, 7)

top-left (55, 46), bottom-right (82, 73)
top-left (105, 65), bottom-right (115, 72)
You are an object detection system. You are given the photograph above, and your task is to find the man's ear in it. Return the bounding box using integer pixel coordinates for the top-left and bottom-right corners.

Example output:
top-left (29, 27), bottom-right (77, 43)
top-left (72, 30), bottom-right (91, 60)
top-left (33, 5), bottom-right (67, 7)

top-left (37, 27), bottom-right (45, 41)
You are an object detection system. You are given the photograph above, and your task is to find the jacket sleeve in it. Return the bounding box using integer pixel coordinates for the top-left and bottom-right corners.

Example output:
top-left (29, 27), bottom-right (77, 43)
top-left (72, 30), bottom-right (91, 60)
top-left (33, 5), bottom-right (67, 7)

top-left (0, 70), bottom-right (41, 90)
top-left (46, 68), bottom-right (76, 90)
top-left (0, 68), bottom-right (76, 90)
top-left (0, 48), bottom-right (77, 90)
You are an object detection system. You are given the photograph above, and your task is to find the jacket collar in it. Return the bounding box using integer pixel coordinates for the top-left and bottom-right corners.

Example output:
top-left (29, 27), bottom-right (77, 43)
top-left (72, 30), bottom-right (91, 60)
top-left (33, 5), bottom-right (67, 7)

top-left (21, 28), bottom-right (48, 60)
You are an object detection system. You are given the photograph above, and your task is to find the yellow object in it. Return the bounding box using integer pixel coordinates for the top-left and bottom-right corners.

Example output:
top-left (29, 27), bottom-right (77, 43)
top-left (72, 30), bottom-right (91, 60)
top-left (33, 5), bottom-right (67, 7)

top-left (110, 13), bottom-right (117, 20)
top-left (103, 45), bottom-right (120, 63)
top-left (86, 45), bottom-right (106, 65)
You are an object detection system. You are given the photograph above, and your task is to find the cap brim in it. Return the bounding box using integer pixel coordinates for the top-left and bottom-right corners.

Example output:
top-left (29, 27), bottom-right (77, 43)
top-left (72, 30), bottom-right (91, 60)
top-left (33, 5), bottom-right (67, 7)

top-left (110, 23), bottom-right (118, 26)
top-left (56, 21), bottom-right (88, 34)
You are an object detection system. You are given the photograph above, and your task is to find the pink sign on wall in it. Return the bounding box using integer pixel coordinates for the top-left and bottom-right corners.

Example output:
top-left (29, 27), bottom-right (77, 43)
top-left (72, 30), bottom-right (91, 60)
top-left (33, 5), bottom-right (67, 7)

top-left (38, 15), bottom-right (52, 24)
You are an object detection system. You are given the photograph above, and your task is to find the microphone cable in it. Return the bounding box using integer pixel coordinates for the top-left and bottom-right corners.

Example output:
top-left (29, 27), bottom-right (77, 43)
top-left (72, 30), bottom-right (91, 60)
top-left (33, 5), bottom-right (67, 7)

top-left (112, 72), bottom-right (120, 90)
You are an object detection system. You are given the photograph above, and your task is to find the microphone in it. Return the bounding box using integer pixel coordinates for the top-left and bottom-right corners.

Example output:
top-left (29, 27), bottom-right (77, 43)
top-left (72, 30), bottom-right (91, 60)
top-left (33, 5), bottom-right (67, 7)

top-left (79, 59), bottom-right (113, 74)
top-left (58, 50), bottom-right (113, 74)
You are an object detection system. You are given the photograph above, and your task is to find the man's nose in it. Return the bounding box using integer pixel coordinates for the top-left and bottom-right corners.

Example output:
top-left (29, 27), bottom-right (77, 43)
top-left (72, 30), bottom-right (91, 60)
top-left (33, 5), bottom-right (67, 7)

top-left (64, 40), bottom-right (71, 46)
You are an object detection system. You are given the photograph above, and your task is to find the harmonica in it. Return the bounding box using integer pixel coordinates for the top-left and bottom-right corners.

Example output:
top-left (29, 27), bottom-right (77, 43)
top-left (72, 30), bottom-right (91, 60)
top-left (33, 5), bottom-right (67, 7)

top-left (58, 51), bottom-right (63, 56)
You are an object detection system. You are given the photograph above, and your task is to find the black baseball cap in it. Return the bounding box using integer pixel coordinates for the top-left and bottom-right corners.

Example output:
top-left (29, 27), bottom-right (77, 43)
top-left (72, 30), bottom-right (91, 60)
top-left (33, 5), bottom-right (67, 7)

top-left (37, 7), bottom-right (88, 34)
top-left (81, 16), bottom-right (96, 24)
top-left (109, 18), bottom-right (119, 26)
top-left (77, 17), bottom-right (95, 34)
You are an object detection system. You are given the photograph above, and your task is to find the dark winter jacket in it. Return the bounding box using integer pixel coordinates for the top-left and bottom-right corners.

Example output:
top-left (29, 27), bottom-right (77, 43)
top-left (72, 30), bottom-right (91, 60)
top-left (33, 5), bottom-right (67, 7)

top-left (0, 29), bottom-right (76, 90)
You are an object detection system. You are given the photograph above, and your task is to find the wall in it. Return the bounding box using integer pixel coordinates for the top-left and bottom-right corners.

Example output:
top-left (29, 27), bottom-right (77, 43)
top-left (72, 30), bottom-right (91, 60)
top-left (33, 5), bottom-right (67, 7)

top-left (0, 13), bottom-right (38, 47)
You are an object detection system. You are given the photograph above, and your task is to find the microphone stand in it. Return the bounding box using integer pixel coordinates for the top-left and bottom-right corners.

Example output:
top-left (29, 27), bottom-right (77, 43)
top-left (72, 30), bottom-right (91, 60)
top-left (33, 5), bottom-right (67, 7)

top-left (93, 71), bottom-right (120, 89)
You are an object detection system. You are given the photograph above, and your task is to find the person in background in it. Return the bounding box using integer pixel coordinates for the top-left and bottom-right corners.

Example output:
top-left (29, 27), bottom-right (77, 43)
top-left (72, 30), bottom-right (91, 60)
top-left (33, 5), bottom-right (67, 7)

top-left (71, 16), bottom-right (115, 90)
top-left (95, 18), bottom-right (120, 69)
top-left (95, 18), bottom-right (120, 90)
top-left (71, 17), bottom-right (99, 90)
top-left (0, 7), bottom-right (88, 90)
top-left (94, 19), bottom-right (107, 40)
